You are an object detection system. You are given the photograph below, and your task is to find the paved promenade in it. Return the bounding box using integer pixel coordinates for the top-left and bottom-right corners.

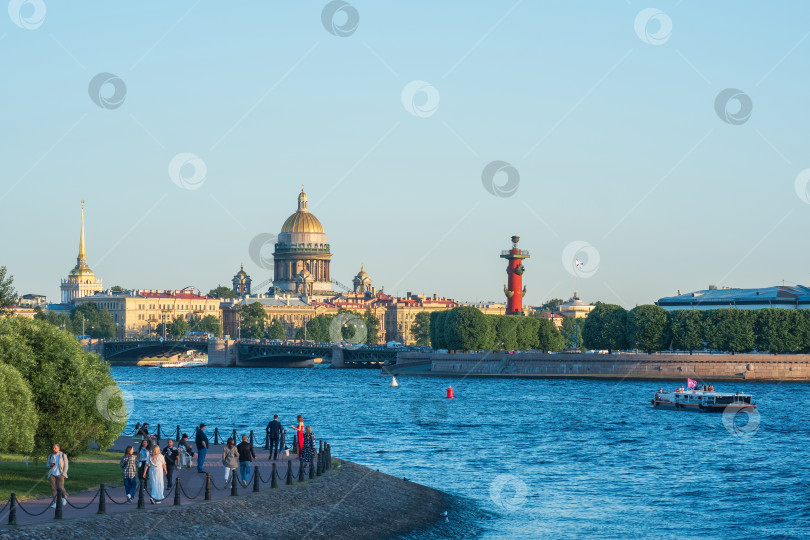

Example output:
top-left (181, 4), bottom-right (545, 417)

top-left (1, 435), bottom-right (322, 528)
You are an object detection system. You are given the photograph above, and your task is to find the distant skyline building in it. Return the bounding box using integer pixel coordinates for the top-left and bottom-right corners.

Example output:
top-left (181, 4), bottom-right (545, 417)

top-left (60, 201), bottom-right (102, 304)
top-left (272, 188), bottom-right (333, 297)
top-left (557, 292), bottom-right (595, 319)
top-left (657, 285), bottom-right (810, 311)
top-left (232, 265), bottom-right (251, 296)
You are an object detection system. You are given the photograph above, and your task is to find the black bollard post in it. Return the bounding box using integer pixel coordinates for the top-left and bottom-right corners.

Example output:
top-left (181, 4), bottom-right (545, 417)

top-left (156, 423), bottom-right (162, 443)
top-left (97, 484), bottom-right (106, 514)
top-left (231, 429), bottom-right (236, 442)
top-left (298, 460), bottom-right (306, 482)
top-left (253, 467), bottom-right (260, 492)
top-left (213, 428), bottom-right (219, 445)
top-left (8, 493), bottom-right (17, 526)
top-left (55, 488), bottom-right (63, 519)
top-left (293, 435), bottom-right (299, 455)
top-left (263, 431), bottom-right (269, 450)
top-left (309, 459), bottom-right (315, 480)
top-left (204, 473), bottom-right (212, 501)
top-left (249, 430), bottom-right (254, 446)
top-left (176, 425), bottom-right (181, 442)
top-left (319, 440), bottom-right (323, 453)
top-left (174, 478), bottom-right (181, 506)
top-left (285, 461), bottom-right (293, 485)
top-left (326, 444), bottom-right (331, 471)
top-left (230, 471), bottom-right (238, 496)
top-left (316, 450), bottom-right (322, 476)
top-left (137, 480), bottom-right (145, 509)
top-left (271, 463), bottom-right (279, 489)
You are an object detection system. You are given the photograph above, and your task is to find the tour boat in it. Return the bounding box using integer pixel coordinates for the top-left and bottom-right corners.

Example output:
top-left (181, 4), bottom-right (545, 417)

top-left (651, 386), bottom-right (756, 413)
top-left (155, 360), bottom-right (207, 368)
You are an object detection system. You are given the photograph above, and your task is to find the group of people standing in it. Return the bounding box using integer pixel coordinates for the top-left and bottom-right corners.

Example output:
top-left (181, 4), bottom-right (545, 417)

top-left (118, 416), bottom-right (317, 504)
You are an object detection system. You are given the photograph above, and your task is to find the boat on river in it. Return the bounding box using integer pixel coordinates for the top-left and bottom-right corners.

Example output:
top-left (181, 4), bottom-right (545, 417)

top-left (651, 386), bottom-right (756, 413)
top-left (154, 360), bottom-right (207, 368)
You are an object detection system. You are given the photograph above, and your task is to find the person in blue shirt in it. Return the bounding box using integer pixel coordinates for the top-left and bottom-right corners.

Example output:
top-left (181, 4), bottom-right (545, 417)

top-left (195, 423), bottom-right (209, 473)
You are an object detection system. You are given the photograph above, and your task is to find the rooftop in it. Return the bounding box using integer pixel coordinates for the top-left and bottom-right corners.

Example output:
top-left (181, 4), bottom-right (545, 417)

top-left (657, 285), bottom-right (810, 307)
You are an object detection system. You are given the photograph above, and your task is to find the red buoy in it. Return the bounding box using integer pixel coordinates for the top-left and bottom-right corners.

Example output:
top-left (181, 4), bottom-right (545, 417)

top-left (446, 386), bottom-right (455, 399)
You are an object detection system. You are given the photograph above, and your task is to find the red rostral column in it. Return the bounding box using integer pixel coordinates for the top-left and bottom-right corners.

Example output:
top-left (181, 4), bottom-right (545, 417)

top-left (500, 235), bottom-right (530, 315)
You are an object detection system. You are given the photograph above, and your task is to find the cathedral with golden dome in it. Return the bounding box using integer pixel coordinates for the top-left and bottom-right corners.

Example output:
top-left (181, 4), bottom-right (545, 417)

top-left (60, 201), bottom-right (103, 303)
top-left (272, 188), bottom-right (333, 296)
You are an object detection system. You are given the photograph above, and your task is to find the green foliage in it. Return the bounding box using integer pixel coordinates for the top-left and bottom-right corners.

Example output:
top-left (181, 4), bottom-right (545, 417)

top-left (190, 314), bottom-right (222, 337)
top-left (443, 306), bottom-right (491, 351)
top-left (410, 312), bottom-right (431, 346)
top-left (0, 362), bottom-right (37, 453)
top-left (560, 317), bottom-right (584, 350)
top-left (209, 285), bottom-right (238, 299)
top-left (492, 315), bottom-right (519, 350)
top-left (35, 310), bottom-right (74, 334)
top-left (582, 303), bottom-right (628, 353)
top-left (626, 305), bottom-right (671, 353)
top-left (705, 309), bottom-right (754, 354)
top-left (431, 310), bottom-right (449, 349)
top-left (539, 298), bottom-right (564, 312)
top-left (169, 316), bottom-right (189, 338)
top-left (669, 310), bottom-right (704, 353)
top-left (71, 303), bottom-right (116, 338)
top-left (1, 461), bottom-right (122, 501)
top-left (754, 309), bottom-right (804, 354)
top-left (0, 318), bottom-right (126, 457)
top-left (537, 317), bottom-right (564, 351)
top-left (295, 314), bottom-right (333, 342)
top-left (516, 317), bottom-right (541, 350)
top-left (363, 309), bottom-right (380, 346)
top-left (0, 266), bottom-right (15, 314)
top-left (110, 285), bottom-right (126, 292)
top-left (239, 302), bottom-right (267, 339)
top-left (267, 318), bottom-right (286, 340)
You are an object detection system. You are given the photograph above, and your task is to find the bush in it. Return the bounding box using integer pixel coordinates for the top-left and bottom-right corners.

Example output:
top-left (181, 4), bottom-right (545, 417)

top-left (0, 362), bottom-right (37, 453)
top-left (0, 318), bottom-right (126, 457)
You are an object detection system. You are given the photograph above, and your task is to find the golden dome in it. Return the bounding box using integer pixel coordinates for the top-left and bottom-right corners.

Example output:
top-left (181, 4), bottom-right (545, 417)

top-left (280, 187), bottom-right (325, 234)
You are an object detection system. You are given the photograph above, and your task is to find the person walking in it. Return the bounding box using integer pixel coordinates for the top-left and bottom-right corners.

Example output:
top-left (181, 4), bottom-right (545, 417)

top-left (163, 439), bottom-right (180, 487)
top-left (300, 426), bottom-right (316, 464)
top-left (236, 435), bottom-right (255, 485)
top-left (195, 423), bottom-right (209, 473)
top-left (290, 415), bottom-right (304, 456)
top-left (145, 444), bottom-right (167, 504)
top-left (137, 439), bottom-right (150, 488)
top-left (266, 414), bottom-right (282, 460)
top-left (178, 433), bottom-right (194, 468)
top-left (222, 438), bottom-right (239, 485)
top-left (120, 446), bottom-right (138, 504)
top-left (137, 422), bottom-right (150, 440)
top-left (46, 444), bottom-right (69, 508)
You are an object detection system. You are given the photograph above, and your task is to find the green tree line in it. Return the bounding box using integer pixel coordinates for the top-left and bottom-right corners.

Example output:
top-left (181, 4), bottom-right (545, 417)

top-left (582, 303), bottom-right (810, 354)
top-left (428, 306), bottom-right (565, 351)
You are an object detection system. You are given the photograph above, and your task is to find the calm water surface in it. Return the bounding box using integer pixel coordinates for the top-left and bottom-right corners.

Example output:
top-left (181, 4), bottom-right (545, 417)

top-left (112, 367), bottom-right (810, 539)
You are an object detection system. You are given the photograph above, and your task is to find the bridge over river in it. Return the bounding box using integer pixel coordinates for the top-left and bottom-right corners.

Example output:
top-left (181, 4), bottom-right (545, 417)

top-left (84, 339), bottom-right (399, 368)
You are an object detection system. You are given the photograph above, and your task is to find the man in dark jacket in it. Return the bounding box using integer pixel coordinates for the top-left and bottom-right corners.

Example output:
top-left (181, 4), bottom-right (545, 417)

top-left (266, 415), bottom-right (282, 460)
top-left (236, 435), bottom-right (256, 485)
top-left (137, 423), bottom-right (150, 440)
top-left (163, 439), bottom-right (180, 486)
top-left (195, 424), bottom-right (209, 473)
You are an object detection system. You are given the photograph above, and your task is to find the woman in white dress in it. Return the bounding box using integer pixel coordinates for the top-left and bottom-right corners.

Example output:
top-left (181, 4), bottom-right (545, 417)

top-left (146, 444), bottom-right (167, 504)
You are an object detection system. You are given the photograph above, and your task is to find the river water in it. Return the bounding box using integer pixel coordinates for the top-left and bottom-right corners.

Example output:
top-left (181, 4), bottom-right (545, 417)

top-left (113, 367), bottom-right (809, 539)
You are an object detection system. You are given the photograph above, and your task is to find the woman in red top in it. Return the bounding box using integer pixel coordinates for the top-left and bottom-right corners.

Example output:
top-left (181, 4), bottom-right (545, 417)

top-left (290, 415), bottom-right (304, 455)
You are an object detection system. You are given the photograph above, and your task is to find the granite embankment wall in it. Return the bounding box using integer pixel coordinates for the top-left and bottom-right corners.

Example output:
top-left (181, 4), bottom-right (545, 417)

top-left (394, 352), bottom-right (810, 381)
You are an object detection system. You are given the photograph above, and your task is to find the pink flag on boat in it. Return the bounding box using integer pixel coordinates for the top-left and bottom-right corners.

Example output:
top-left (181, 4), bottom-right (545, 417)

top-left (687, 378), bottom-right (697, 389)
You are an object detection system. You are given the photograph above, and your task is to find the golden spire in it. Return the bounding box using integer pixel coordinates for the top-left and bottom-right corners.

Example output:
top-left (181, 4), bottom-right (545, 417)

top-left (77, 200), bottom-right (87, 267)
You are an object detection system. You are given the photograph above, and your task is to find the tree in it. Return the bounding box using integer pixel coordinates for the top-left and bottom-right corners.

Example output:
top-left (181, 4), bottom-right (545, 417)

top-left (0, 266), bottom-right (16, 315)
top-left (539, 298), bottom-right (564, 312)
top-left (36, 309), bottom-right (74, 334)
top-left (208, 285), bottom-right (237, 299)
top-left (411, 312), bottom-right (431, 346)
top-left (71, 303), bottom-right (115, 339)
top-left (582, 303), bottom-right (628, 353)
top-left (670, 310), bottom-right (704, 354)
top-left (626, 305), bottom-right (670, 353)
top-left (0, 318), bottom-right (126, 457)
top-left (754, 309), bottom-right (803, 354)
top-left (363, 309), bottom-right (380, 346)
top-left (443, 306), bottom-right (490, 351)
top-left (294, 314), bottom-right (333, 342)
top-left (431, 310), bottom-right (450, 349)
top-left (267, 318), bottom-right (286, 340)
top-left (169, 316), bottom-right (189, 338)
top-left (537, 317), bottom-right (565, 351)
top-left (197, 315), bottom-right (221, 337)
top-left (0, 362), bottom-right (37, 454)
top-left (239, 302), bottom-right (267, 339)
top-left (560, 317), bottom-right (584, 351)
top-left (705, 309), bottom-right (754, 354)
top-left (516, 317), bottom-right (541, 350)
top-left (110, 285), bottom-right (126, 292)
top-left (493, 315), bottom-right (519, 350)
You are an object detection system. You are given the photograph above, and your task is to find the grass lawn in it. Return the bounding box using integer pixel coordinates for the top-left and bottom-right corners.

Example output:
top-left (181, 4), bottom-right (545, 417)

top-left (0, 461), bottom-right (123, 501)
top-left (0, 450), bottom-right (122, 463)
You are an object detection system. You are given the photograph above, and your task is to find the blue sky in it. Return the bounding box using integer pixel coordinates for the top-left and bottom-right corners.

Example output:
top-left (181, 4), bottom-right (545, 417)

top-left (2, 1), bottom-right (809, 307)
